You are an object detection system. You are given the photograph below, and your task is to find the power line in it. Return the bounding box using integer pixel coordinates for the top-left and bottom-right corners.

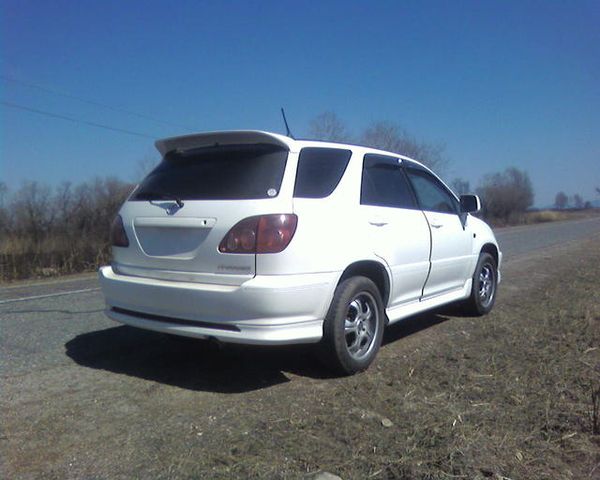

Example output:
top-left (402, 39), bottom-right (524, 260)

top-left (1, 100), bottom-right (156, 139)
top-left (0, 74), bottom-right (195, 131)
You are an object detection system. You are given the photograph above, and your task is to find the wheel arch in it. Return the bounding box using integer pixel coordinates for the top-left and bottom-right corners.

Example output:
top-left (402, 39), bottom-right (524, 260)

top-left (337, 260), bottom-right (391, 307)
top-left (480, 242), bottom-right (499, 266)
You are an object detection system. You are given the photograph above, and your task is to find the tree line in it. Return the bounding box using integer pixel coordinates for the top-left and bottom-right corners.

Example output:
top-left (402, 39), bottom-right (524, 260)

top-left (0, 178), bottom-right (132, 280)
top-left (310, 112), bottom-right (535, 224)
top-left (554, 191), bottom-right (593, 210)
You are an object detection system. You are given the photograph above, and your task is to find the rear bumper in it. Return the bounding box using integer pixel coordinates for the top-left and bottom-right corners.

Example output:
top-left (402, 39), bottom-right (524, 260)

top-left (99, 266), bottom-right (339, 345)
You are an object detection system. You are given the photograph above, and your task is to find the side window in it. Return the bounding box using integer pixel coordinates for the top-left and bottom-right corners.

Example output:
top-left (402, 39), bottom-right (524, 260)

top-left (406, 169), bottom-right (458, 214)
top-left (294, 148), bottom-right (352, 198)
top-left (361, 154), bottom-right (416, 209)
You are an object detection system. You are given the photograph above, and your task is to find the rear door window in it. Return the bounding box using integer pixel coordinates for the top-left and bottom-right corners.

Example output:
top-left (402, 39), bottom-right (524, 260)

top-left (132, 144), bottom-right (288, 201)
top-left (293, 147), bottom-right (352, 198)
top-left (361, 154), bottom-right (417, 209)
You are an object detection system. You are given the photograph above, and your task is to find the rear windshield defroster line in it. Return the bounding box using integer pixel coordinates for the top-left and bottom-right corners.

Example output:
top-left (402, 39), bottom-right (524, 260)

top-left (132, 143), bottom-right (288, 201)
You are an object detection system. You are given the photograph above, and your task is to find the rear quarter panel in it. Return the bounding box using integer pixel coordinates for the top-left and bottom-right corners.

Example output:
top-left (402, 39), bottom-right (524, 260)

top-left (257, 148), bottom-right (383, 276)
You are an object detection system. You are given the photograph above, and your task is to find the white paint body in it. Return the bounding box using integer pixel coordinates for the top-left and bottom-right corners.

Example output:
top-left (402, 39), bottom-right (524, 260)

top-left (99, 131), bottom-right (502, 344)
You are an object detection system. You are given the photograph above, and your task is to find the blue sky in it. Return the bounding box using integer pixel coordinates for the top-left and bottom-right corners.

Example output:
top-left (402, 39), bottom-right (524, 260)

top-left (1, 0), bottom-right (599, 206)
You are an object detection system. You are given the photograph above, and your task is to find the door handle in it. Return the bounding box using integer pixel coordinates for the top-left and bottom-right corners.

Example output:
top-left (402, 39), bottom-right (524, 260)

top-left (430, 223), bottom-right (443, 229)
top-left (369, 220), bottom-right (388, 227)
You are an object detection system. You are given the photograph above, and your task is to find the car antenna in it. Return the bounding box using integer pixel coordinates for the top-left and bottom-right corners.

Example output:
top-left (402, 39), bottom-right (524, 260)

top-left (280, 107), bottom-right (295, 139)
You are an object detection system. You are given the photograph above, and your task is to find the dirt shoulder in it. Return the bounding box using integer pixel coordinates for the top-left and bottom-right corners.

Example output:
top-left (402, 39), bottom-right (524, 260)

top-left (2, 237), bottom-right (600, 479)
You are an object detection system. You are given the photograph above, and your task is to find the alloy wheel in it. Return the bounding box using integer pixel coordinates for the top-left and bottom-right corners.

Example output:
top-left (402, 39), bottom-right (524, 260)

top-left (344, 292), bottom-right (379, 360)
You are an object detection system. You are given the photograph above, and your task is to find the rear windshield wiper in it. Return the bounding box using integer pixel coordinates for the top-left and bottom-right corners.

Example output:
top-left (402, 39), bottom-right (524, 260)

top-left (139, 191), bottom-right (184, 208)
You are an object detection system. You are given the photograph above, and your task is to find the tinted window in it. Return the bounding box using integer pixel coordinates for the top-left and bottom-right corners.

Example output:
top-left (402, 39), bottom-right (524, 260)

top-left (294, 148), bottom-right (352, 198)
top-left (361, 154), bottom-right (416, 209)
top-left (406, 169), bottom-right (458, 214)
top-left (132, 144), bottom-right (288, 201)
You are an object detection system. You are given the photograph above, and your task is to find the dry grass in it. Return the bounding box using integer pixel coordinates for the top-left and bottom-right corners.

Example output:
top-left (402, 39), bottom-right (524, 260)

top-left (525, 209), bottom-right (570, 223)
top-left (486, 208), bottom-right (600, 228)
top-left (0, 234), bottom-right (110, 281)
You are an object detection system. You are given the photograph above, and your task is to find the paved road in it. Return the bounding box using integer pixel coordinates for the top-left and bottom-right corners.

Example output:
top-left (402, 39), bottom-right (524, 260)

top-left (495, 215), bottom-right (600, 258)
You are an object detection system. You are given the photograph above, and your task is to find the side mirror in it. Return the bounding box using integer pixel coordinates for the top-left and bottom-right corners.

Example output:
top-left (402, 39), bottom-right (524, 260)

top-left (460, 194), bottom-right (481, 213)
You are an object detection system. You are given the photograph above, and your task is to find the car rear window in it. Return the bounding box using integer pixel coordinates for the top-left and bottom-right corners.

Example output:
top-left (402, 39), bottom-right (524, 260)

top-left (293, 147), bottom-right (352, 198)
top-left (132, 144), bottom-right (288, 201)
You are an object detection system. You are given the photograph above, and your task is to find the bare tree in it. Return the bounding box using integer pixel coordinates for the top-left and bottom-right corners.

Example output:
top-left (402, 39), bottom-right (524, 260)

top-left (133, 153), bottom-right (160, 182)
top-left (0, 182), bottom-right (9, 235)
top-left (451, 178), bottom-right (470, 196)
top-left (0, 182), bottom-right (7, 206)
top-left (308, 112), bottom-right (352, 143)
top-left (1, 177), bottom-right (133, 281)
top-left (54, 182), bottom-right (74, 227)
top-left (360, 121), bottom-right (446, 173)
top-left (554, 191), bottom-right (568, 210)
top-left (11, 181), bottom-right (55, 244)
top-left (307, 113), bottom-right (448, 173)
top-left (573, 194), bottom-right (584, 209)
top-left (477, 168), bottom-right (534, 222)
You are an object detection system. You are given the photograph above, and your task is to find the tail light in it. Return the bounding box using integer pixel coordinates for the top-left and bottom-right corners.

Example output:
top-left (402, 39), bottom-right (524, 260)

top-left (219, 214), bottom-right (297, 254)
top-left (110, 215), bottom-right (129, 247)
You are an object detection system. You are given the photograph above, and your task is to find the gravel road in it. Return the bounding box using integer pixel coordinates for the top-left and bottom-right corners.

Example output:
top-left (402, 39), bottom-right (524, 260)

top-left (1, 215), bottom-right (600, 479)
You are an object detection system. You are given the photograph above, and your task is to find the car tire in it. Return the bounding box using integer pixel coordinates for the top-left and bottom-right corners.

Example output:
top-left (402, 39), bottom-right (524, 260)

top-left (319, 276), bottom-right (385, 375)
top-left (461, 252), bottom-right (498, 316)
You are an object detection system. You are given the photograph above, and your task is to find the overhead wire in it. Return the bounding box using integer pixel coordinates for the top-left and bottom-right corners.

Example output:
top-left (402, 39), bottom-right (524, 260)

top-left (0, 74), bottom-right (195, 131)
top-left (1, 100), bottom-right (156, 139)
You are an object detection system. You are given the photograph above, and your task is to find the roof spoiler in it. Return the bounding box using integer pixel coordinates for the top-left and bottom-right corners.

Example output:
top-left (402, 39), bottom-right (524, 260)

top-left (155, 130), bottom-right (293, 156)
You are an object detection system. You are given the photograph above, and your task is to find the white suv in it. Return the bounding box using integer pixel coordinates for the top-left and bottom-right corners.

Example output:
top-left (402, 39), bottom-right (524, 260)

top-left (99, 130), bottom-right (501, 374)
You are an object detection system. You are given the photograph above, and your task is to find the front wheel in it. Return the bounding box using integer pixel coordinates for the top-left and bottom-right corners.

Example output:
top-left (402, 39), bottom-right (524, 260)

top-left (461, 252), bottom-right (498, 316)
top-left (319, 276), bottom-right (385, 375)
